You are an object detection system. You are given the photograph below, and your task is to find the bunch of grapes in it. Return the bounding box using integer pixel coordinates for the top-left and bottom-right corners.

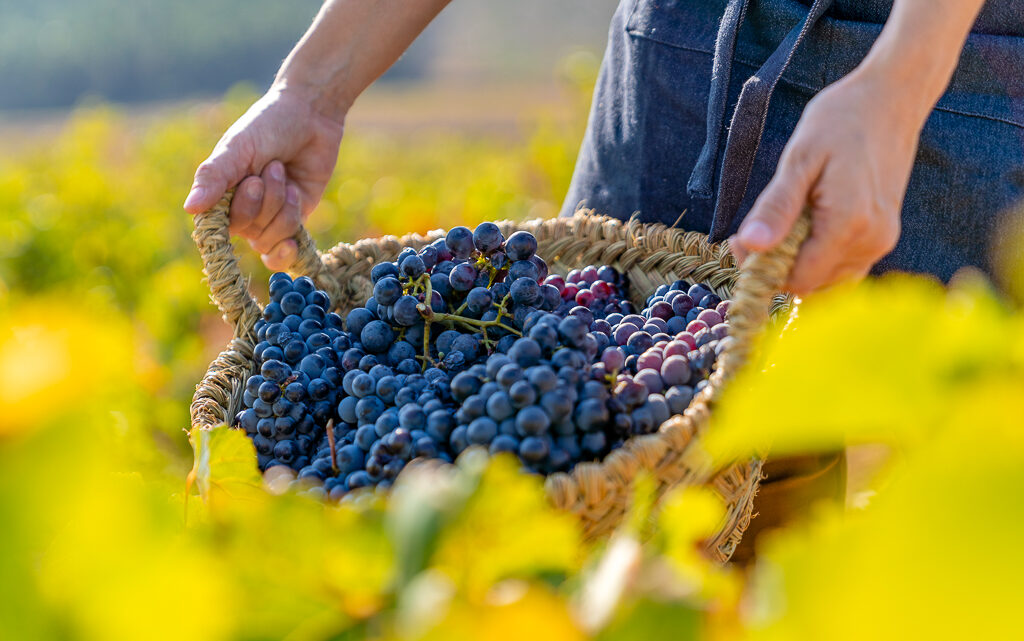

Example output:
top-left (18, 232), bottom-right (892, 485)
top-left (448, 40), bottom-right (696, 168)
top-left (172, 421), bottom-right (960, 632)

top-left (236, 273), bottom-right (348, 471)
top-left (232, 221), bottom-right (734, 500)
top-left (599, 281), bottom-right (732, 409)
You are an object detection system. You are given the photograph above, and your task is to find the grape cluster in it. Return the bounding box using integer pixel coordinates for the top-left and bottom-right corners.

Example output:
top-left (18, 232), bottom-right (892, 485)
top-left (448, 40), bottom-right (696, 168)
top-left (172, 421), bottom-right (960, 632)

top-left (599, 280), bottom-right (733, 409)
top-left (234, 274), bottom-right (346, 471)
top-left (232, 222), bottom-right (733, 499)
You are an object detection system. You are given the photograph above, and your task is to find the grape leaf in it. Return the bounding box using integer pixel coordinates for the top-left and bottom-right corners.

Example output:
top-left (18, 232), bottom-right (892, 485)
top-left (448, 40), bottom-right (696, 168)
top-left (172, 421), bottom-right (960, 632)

top-left (187, 423), bottom-right (264, 512)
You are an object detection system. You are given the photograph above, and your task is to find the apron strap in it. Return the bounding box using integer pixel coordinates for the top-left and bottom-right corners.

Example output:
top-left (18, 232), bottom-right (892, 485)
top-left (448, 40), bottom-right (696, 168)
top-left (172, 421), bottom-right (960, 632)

top-left (687, 0), bottom-right (751, 200)
top-left (707, 0), bottom-right (835, 243)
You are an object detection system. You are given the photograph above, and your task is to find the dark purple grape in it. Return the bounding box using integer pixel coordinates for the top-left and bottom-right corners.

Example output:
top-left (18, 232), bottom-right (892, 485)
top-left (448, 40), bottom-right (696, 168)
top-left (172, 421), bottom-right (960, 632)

top-left (345, 307), bottom-right (376, 337)
top-left (519, 435), bottom-right (550, 463)
top-left (358, 320), bottom-right (392, 354)
top-left (258, 380), bottom-right (281, 403)
top-left (515, 406), bottom-right (551, 436)
top-left (602, 346), bottom-right (625, 371)
top-left (510, 278), bottom-right (540, 306)
top-left (373, 277), bottom-right (402, 306)
top-left (635, 368), bottom-right (665, 394)
top-left (529, 255), bottom-right (549, 282)
top-left (261, 359), bottom-right (291, 383)
top-left (391, 295), bottom-right (420, 327)
top-left (573, 398), bottom-right (608, 432)
top-left (370, 262), bottom-right (400, 284)
top-left (449, 263), bottom-right (477, 292)
top-left (446, 226), bottom-right (475, 259)
top-left (467, 417), bottom-right (498, 445)
top-left (473, 222), bottom-right (505, 253)
top-left (466, 287), bottom-right (493, 313)
top-left (508, 260), bottom-right (540, 283)
top-left (504, 231), bottom-right (538, 261)
top-left (557, 316), bottom-right (588, 348)
top-left (489, 434), bottom-right (519, 455)
top-left (508, 338), bottom-right (543, 368)
top-left (649, 301), bottom-right (673, 320)
top-left (596, 265), bottom-right (617, 283)
top-left (661, 355), bottom-right (692, 386)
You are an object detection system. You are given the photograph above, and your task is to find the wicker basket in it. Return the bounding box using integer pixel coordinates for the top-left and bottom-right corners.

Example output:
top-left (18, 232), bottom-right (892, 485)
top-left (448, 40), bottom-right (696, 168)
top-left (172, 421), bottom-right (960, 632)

top-left (190, 193), bottom-right (807, 563)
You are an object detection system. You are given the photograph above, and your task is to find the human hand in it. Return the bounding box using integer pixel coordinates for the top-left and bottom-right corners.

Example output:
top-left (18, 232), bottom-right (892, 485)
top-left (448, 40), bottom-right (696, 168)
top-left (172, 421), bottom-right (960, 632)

top-left (730, 70), bottom-right (925, 295)
top-left (183, 87), bottom-right (345, 270)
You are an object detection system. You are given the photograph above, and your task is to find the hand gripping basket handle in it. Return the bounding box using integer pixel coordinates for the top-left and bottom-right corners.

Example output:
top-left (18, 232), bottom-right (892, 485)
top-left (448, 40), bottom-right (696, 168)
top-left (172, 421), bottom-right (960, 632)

top-left (712, 209), bottom-right (811, 388)
top-left (191, 190), bottom-right (339, 339)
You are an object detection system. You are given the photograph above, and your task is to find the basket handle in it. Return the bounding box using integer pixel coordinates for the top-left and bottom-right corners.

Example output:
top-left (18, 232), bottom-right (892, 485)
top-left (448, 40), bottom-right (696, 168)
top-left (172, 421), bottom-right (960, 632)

top-left (191, 190), bottom-right (342, 338)
top-left (711, 209), bottom-right (811, 388)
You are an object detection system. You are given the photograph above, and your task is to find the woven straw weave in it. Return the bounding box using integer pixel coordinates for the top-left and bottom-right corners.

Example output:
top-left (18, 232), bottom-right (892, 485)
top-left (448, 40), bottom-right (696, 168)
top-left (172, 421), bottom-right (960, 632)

top-left (190, 193), bottom-right (807, 562)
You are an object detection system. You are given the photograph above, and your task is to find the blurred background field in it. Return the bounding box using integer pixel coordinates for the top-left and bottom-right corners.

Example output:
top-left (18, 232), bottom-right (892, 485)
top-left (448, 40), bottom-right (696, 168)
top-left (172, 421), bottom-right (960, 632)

top-left (3, 2), bottom-right (1024, 640)
top-left (0, 0), bottom-right (616, 462)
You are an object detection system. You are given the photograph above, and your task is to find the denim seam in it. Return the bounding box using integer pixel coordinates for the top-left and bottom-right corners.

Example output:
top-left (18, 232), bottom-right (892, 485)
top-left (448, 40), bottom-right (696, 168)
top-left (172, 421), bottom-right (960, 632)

top-left (626, 29), bottom-right (1024, 129)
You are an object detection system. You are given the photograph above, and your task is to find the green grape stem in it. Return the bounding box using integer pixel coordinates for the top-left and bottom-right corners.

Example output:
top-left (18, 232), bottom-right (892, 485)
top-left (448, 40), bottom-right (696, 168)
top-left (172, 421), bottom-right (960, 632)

top-left (410, 272), bottom-right (522, 370)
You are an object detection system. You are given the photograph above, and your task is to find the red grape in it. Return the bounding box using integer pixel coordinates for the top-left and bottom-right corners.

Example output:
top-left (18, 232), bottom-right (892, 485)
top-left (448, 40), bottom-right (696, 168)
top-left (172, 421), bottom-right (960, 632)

top-left (696, 309), bottom-right (723, 326)
top-left (650, 301), bottom-right (673, 320)
top-left (674, 332), bottom-right (697, 350)
top-left (663, 340), bottom-right (690, 358)
top-left (591, 280), bottom-right (613, 300)
top-left (637, 349), bottom-right (664, 372)
top-left (661, 355), bottom-right (691, 386)
top-left (562, 283), bottom-right (580, 300)
top-left (671, 294), bottom-right (695, 317)
top-left (634, 368), bottom-right (665, 394)
top-left (581, 266), bottom-right (599, 284)
top-left (544, 274), bottom-right (566, 292)
top-left (601, 346), bottom-right (626, 372)
top-left (566, 269), bottom-right (583, 284)
top-left (575, 289), bottom-right (596, 307)
top-left (686, 319), bottom-right (710, 334)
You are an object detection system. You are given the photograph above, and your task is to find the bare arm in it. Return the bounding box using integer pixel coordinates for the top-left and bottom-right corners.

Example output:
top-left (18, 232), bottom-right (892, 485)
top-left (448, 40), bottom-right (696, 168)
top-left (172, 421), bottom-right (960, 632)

top-left (733, 0), bottom-right (986, 294)
top-left (184, 0), bottom-right (450, 270)
top-left (277, 0), bottom-right (452, 121)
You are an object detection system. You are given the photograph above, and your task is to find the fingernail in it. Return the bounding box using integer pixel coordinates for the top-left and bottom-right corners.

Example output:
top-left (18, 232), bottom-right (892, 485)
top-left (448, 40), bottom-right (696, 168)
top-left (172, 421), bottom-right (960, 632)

top-left (739, 221), bottom-right (772, 246)
top-left (286, 184), bottom-right (300, 206)
top-left (183, 186), bottom-right (205, 210)
top-left (246, 180), bottom-right (262, 200)
top-left (270, 162), bottom-right (285, 181)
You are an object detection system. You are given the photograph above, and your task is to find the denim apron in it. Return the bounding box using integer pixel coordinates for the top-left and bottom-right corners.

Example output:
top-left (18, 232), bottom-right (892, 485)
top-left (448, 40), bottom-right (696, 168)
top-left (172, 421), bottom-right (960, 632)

top-left (562, 0), bottom-right (1024, 281)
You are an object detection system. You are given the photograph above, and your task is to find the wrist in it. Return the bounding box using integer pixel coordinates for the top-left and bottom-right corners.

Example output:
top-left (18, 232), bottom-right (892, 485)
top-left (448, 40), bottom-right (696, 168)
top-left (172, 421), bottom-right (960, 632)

top-left (273, 62), bottom-right (353, 126)
top-left (850, 43), bottom-right (956, 134)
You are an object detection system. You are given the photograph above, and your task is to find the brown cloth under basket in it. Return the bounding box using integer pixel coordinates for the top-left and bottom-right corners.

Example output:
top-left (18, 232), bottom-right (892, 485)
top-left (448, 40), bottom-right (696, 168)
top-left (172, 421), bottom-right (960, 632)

top-left (190, 194), bottom-right (808, 563)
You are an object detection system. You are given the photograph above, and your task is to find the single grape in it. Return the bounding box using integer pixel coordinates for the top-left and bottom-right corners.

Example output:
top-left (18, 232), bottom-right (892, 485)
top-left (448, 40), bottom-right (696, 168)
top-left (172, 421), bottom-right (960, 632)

top-left (504, 231), bottom-right (538, 261)
top-left (390, 295), bottom-right (418, 327)
top-left (445, 226), bottom-right (475, 258)
top-left (635, 368), bottom-right (665, 394)
top-left (519, 436), bottom-right (550, 463)
top-left (515, 406), bottom-right (551, 436)
top-left (400, 253), bottom-right (426, 279)
top-left (473, 222), bottom-right (504, 253)
top-left (661, 355), bottom-right (692, 386)
top-left (449, 263), bottom-right (477, 292)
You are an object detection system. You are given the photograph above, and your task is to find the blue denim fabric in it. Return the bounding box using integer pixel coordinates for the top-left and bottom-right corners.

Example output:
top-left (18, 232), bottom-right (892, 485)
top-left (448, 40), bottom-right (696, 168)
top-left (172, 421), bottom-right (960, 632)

top-left (561, 0), bottom-right (1024, 280)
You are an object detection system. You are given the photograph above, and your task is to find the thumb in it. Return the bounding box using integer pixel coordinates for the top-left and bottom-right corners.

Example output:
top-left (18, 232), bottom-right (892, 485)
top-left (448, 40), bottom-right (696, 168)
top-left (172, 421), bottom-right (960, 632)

top-left (738, 145), bottom-right (823, 252)
top-left (183, 145), bottom-right (247, 215)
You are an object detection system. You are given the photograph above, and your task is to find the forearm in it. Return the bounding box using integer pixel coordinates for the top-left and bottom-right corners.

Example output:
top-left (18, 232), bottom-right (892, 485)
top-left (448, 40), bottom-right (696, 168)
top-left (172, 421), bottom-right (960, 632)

top-left (273, 0), bottom-right (451, 122)
top-left (852, 0), bottom-right (985, 127)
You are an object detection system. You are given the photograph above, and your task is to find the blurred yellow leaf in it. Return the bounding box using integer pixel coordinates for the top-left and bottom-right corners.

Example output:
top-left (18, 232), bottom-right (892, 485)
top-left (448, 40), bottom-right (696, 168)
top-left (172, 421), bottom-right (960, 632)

top-left (431, 455), bottom-right (581, 597)
top-left (706, 275), bottom-right (1024, 461)
top-left (744, 385), bottom-right (1024, 640)
top-left (421, 583), bottom-right (584, 641)
top-left (188, 423), bottom-right (264, 511)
